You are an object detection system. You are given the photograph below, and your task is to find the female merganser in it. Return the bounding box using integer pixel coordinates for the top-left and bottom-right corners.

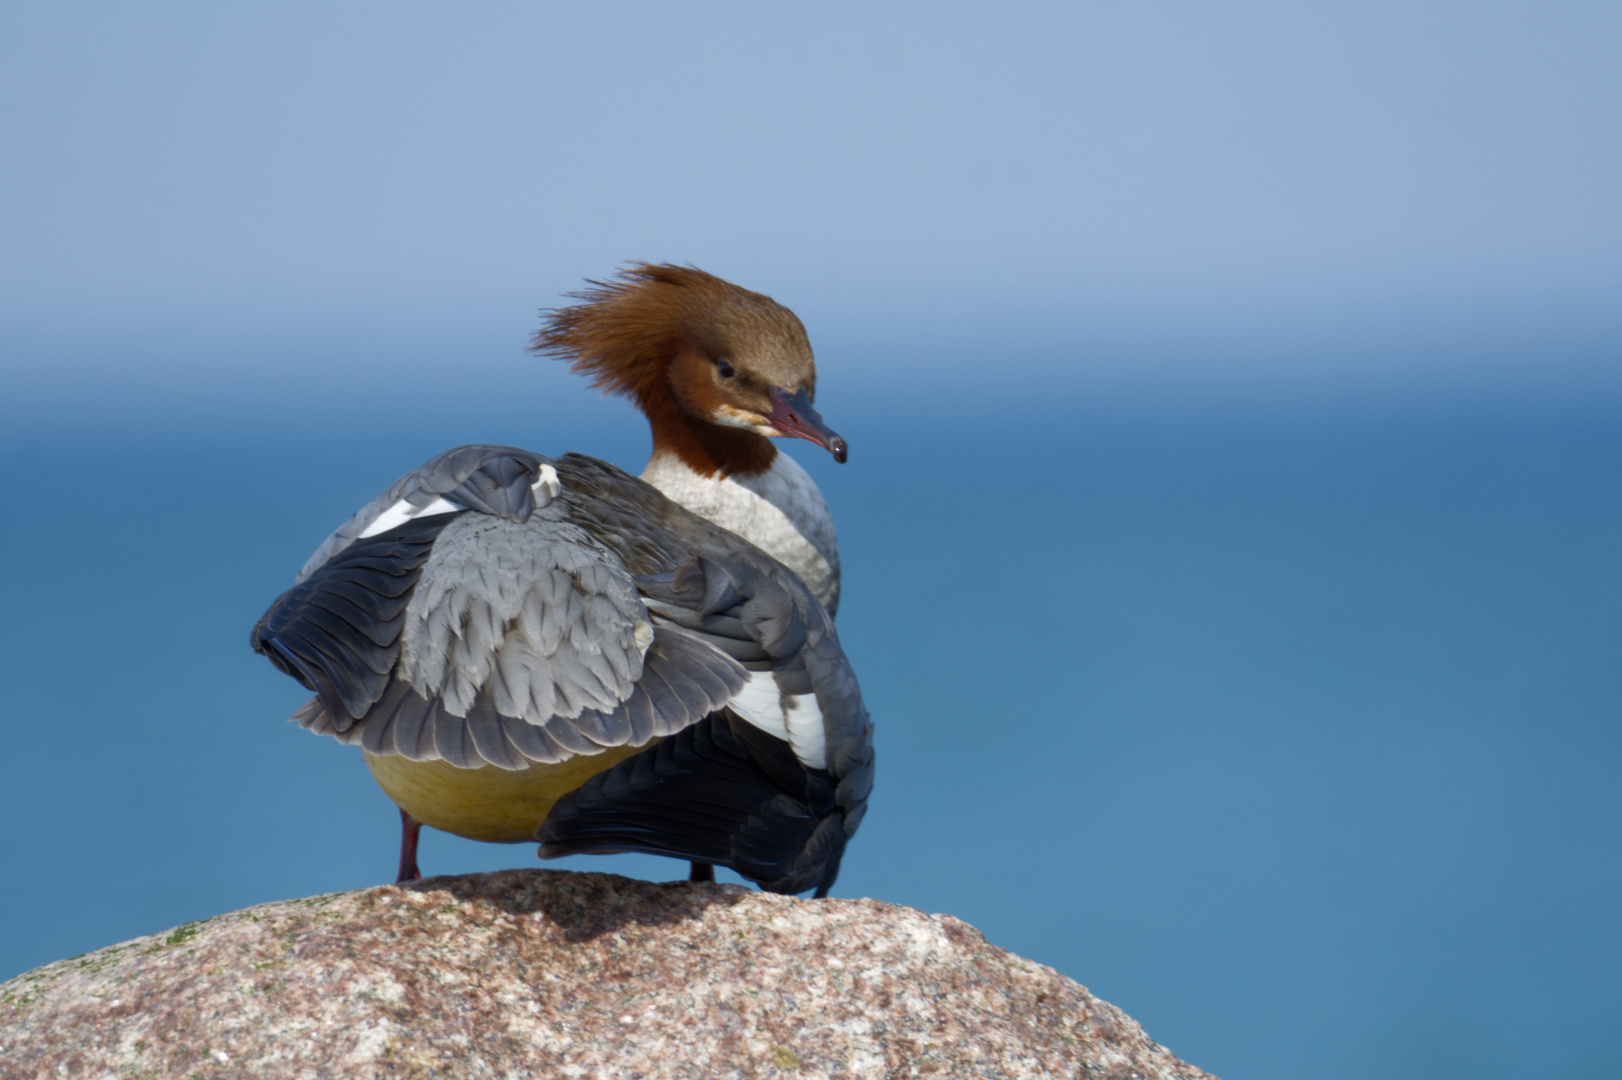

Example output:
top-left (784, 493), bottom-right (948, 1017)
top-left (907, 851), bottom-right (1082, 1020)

top-left (532, 264), bottom-right (846, 617)
top-left (251, 270), bottom-right (868, 896)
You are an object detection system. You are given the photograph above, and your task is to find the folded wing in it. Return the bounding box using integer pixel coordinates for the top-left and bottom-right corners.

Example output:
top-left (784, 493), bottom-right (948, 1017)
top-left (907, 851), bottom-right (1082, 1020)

top-left (253, 446), bottom-right (750, 771)
top-left (535, 466), bottom-right (876, 896)
top-left (253, 446), bottom-right (874, 895)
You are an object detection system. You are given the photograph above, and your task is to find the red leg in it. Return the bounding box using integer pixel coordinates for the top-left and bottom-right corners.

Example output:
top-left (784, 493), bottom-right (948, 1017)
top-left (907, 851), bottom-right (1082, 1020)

top-left (397, 808), bottom-right (423, 883)
top-left (689, 861), bottom-right (714, 883)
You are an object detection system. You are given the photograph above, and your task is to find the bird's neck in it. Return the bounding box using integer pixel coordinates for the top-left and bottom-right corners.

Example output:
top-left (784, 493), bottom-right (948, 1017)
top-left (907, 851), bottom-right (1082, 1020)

top-left (641, 382), bottom-right (776, 479)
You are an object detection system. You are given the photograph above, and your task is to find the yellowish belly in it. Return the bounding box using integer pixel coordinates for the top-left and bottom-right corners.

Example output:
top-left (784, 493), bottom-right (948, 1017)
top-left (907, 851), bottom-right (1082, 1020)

top-left (365, 744), bottom-right (649, 843)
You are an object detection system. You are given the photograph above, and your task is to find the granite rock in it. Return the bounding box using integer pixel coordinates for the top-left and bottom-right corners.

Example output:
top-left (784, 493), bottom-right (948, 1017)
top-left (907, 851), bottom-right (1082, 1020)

top-left (1, 869), bottom-right (1212, 1079)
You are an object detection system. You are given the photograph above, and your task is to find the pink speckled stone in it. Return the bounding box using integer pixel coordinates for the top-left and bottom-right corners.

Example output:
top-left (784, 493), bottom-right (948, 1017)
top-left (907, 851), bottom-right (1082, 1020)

top-left (1, 870), bottom-right (1213, 1079)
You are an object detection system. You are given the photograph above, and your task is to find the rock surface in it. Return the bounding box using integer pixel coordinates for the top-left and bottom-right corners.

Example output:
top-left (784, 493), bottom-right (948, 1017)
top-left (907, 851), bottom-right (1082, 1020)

top-left (1, 870), bottom-right (1212, 1079)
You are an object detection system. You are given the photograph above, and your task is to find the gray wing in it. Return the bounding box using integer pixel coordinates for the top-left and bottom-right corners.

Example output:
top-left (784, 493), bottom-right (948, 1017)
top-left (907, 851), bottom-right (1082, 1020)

top-left (534, 457), bottom-right (875, 895)
top-left (553, 453), bottom-right (872, 815)
top-left (532, 548), bottom-right (874, 895)
top-left (633, 553), bottom-right (873, 831)
top-left (296, 445), bottom-right (552, 583)
top-left (254, 446), bottom-right (749, 771)
top-left (255, 446), bottom-right (875, 894)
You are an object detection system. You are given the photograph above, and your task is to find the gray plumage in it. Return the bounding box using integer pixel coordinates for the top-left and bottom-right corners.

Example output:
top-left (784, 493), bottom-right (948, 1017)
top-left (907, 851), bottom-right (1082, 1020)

top-left (295, 445), bottom-right (551, 584)
top-left (253, 446), bottom-right (873, 889)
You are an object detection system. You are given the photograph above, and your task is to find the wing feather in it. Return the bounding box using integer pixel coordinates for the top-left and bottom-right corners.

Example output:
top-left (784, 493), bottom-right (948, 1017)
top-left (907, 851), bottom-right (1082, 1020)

top-left (389, 687), bottom-right (435, 760)
top-left (433, 706), bottom-right (475, 768)
top-left (498, 713), bottom-right (561, 763)
top-left (259, 447), bottom-right (867, 882)
top-left (465, 696), bottom-right (524, 771)
top-left (621, 684), bottom-right (659, 746)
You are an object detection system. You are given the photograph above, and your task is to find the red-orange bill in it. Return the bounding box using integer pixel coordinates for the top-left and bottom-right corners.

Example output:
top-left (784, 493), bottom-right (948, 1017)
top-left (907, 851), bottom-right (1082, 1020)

top-left (767, 386), bottom-right (848, 463)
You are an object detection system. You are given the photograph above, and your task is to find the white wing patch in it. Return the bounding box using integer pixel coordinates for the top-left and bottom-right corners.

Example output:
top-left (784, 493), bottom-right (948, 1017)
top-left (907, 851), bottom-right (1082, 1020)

top-left (532, 463), bottom-right (562, 503)
top-left (357, 463), bottom-right (562, 540)
top-left (359, 496), bottom-right (464, 538)
top-left (782, 691), bottom-right (827, 771)
top-left (727, 670), bottom-right (828, 770)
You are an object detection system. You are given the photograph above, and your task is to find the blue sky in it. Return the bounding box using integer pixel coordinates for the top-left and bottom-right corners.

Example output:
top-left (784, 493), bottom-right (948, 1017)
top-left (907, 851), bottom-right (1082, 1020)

top-left (3, 1), bottom-right (1619, 416)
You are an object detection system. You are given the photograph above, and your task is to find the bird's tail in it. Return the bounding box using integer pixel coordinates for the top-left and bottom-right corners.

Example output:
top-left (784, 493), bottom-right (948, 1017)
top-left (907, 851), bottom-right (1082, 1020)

top-left (535, 710), bottom-right (847, 897)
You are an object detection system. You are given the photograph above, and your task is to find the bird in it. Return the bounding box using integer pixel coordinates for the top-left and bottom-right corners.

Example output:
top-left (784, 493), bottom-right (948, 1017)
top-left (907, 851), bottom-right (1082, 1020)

top-left (531, 263), bottom-right (852, 882)
top-left (251, 267), bottom-right (870, 896)
top-left (532, 263), bottom-right (846, 619)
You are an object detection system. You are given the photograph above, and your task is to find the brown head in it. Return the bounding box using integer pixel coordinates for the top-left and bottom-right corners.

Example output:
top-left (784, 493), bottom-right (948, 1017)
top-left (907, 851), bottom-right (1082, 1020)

top-left (531, 264), bottom-right (847, 478)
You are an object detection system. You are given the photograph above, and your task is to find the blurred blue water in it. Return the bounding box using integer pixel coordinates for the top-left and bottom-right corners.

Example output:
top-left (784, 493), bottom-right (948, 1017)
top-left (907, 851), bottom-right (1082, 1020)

top-left (2, 387), bottom-right (1617, 1079)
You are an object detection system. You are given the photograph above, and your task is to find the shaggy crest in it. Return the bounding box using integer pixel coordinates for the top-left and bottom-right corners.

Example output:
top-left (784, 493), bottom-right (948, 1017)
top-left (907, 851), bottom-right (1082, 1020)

top-left (531, 263), bottom-right (813, 406)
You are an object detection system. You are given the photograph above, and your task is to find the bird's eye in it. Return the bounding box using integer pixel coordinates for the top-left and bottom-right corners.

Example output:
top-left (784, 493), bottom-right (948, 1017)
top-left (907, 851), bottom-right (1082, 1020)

top-left (716, 361), bottom-right (736, 379)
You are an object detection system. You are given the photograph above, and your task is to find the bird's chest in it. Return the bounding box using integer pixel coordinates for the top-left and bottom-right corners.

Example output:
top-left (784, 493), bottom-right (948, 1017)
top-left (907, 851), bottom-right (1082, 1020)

top-left (642, 455), bottom-right (839, 613)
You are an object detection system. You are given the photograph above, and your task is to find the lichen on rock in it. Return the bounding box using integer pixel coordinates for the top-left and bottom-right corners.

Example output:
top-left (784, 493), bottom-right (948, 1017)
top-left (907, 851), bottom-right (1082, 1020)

top-left (0, 869), bottom-right (1213, 1079)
